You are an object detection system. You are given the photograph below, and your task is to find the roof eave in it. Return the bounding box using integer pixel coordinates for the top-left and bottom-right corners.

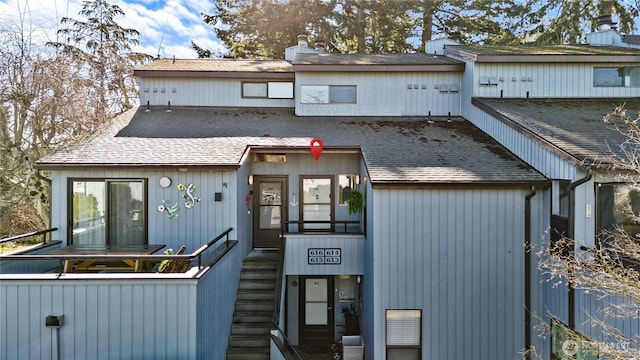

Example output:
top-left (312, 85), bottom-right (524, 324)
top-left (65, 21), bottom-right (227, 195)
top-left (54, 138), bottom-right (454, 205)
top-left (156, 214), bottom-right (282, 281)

top-left (134, 70), bottom-right (294, 79)
top-left (292, 64), bottom-right (465, 72)
top-left (371, 179), bottom-right (550, 189)
top-left (472, 98), bottom-right (591, 169)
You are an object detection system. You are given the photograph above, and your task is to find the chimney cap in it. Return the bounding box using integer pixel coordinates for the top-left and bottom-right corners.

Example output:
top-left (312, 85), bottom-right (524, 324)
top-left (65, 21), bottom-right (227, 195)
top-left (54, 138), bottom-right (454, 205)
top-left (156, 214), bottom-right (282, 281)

top-left (314, 40), bottom-right (326, 52)
top-left (297, 34), bottom-right (309, 46)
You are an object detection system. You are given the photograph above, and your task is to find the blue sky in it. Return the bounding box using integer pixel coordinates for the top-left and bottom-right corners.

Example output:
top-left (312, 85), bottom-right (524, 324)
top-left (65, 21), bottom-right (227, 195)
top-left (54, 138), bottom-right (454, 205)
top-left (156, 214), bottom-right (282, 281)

top-left (1, 0), bottom-right (226, 58)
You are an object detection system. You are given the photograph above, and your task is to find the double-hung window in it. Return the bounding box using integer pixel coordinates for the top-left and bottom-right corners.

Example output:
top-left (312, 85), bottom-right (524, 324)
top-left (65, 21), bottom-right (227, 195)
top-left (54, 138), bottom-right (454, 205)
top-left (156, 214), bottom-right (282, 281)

top-left (70, 179), bottom-right (147, 245)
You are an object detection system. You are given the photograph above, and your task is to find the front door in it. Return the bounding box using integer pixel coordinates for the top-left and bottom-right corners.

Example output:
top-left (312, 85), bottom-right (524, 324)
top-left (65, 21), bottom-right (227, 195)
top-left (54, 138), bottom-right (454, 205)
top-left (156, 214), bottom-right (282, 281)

top-left (253, 176), bottom-right (287, 248)
top-left (299, 276), bottom-right (335, 353)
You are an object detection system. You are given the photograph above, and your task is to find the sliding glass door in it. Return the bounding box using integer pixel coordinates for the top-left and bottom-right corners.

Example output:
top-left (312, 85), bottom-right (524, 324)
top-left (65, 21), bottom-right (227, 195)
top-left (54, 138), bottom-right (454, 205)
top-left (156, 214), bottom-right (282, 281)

top-left (70, 179), bottom-right (146, 245)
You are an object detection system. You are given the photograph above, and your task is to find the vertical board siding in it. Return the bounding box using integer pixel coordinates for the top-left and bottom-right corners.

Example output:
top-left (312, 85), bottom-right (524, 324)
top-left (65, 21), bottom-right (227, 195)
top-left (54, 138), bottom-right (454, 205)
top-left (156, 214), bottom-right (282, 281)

top-left (139, 77), bottom-right (294, 108)
top-left (283, 234), bottom-right (365, 275)
top-left (50, 169), bottom-right (238, 253)
top-left (294, 72), bottom-right (462, 116)
top-left (472, 63), bottom-right (640, 99)
top-left (1, 279), bottom-right (199, 360)
top-left (370, 188), bottom-right (528, 359)
top-left (196, 245), bottom-right (242, 359)
top-left (251, 153), bottom-right (362, 225)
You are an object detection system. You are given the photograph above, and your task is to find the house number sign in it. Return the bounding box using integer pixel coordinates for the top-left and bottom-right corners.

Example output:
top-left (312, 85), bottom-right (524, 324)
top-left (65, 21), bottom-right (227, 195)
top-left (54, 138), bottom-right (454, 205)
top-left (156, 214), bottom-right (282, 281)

top-left (308, 248), bottom-right (342, 265)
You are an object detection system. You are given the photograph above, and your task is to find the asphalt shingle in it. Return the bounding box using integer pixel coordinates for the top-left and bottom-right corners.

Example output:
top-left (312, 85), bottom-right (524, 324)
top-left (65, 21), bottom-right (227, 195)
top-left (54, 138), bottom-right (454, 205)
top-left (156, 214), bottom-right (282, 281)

top-left (38, 107), bottom-right (546, 185)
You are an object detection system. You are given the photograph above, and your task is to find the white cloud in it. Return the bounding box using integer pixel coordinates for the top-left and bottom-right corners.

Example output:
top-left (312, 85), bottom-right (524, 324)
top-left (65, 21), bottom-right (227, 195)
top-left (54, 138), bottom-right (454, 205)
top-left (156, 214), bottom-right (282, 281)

top-left (1, 0), bottom-right (225, 58)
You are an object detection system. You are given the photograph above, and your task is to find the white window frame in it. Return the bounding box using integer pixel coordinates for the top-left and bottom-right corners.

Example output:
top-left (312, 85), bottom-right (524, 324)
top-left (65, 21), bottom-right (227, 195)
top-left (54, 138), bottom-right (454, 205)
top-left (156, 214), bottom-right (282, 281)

top-left (300, 85), bottom-right (357, 104)
top-left (386, 309), bottom-right (422, 359)
top-left (242, 81), bottom-right (293, 99)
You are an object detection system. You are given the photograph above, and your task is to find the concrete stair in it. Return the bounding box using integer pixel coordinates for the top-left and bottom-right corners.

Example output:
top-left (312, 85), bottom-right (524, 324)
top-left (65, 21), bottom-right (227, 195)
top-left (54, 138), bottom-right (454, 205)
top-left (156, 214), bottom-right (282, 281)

top-left (226, 250), bottom-right (279, 360)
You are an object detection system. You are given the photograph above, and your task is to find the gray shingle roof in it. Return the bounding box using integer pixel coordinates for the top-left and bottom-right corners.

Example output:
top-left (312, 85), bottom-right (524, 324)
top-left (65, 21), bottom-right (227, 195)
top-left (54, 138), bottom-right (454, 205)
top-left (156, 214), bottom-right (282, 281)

top-left (293, 53), bottom-right (462, 66)
top-left (135, 58), bottom-right (293, 74)
top-left (38, 107), bottom-right (546, 185)
top-left (474, 98), bottom-right (640, 166)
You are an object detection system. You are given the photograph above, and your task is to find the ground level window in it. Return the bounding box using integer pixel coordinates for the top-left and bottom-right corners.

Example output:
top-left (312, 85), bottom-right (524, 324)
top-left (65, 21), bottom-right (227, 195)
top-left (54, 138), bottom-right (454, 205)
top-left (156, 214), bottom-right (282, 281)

top-left (551, 319), bottom-right (598, 359)
top-left (70, 179), bottom-right (146, 245)
top-left (386, 309), bottom-right (421, 359)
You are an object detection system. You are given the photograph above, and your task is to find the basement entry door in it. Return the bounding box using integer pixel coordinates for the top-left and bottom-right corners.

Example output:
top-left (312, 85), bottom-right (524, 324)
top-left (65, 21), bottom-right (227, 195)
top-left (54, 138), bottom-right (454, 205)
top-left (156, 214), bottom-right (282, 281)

top-left (299, 276), bottom-right (335, 353)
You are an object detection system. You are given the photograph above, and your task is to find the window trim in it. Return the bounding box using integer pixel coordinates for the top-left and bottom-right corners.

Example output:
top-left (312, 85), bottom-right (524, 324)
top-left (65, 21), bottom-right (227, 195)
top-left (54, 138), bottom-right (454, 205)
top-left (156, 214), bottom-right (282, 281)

top-left (593, 66), bottom-right (640, 88)
top-left (386, 309), bottom-right (422, 359)
top-left (300, 85), bottom-right (357, 104)
top-left (68, 178), bottom-right (148, 245)
top-left (241, 81), bottom-right (294, 99)
top-left (299, 175), bottom-right (334, 231)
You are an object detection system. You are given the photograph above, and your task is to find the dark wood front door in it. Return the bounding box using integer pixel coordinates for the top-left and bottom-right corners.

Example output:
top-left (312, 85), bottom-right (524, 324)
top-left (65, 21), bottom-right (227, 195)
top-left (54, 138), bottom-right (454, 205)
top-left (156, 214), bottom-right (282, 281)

top-left (252, 176), bottom-right (287, 248)
top-left (299, 276), bottom-right (335, 353)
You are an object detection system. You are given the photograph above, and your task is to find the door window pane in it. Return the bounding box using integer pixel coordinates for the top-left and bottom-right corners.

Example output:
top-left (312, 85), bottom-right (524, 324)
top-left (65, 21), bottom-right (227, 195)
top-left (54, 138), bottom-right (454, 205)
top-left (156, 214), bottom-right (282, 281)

top-left (109, 181), bottom-right (144, 245)
top-left (259, 182), bottom-right (282, 229)
top-left (72, 181), bottom-right (106, 245)
top-left (305, 278), bottom-right (328, 325)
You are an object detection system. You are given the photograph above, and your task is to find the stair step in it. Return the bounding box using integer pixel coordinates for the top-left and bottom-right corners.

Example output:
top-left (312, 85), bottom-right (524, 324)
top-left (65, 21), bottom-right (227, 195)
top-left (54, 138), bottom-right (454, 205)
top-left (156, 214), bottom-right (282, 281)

top-left (231, 323), bottom-right (272, 335)
top-left (236, 300), bottom-right (274, 312)
top-left (242, 262), bottom-right (278, 271)
top-left (229, 334), bottom-right (270, 348)
top-left (226, 349), bottom-right (270, 360)
top-left (239, 281), bottom-right (276, 290)
top-left (236, 290), bottom-right (274, 301)
top-left (241, 270), bottom-right (277, 280)
top-left (234, 312), bottom-right (272, 323)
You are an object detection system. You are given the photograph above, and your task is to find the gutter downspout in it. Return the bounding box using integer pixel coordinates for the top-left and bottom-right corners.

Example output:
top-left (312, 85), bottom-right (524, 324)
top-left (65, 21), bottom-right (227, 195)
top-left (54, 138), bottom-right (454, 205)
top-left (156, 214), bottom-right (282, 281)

top-left (567, 171), bottom-right (592, 331)
top-left (525, 186), bottom-right (537, 360)
top-left (35, 168), bottom-right (52, 231)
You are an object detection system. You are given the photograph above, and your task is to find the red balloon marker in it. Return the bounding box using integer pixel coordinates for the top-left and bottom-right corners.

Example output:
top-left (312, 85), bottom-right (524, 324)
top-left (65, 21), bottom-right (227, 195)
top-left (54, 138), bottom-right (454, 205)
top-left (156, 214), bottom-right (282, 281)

top-left (310, 138), bottom-right (324, 160)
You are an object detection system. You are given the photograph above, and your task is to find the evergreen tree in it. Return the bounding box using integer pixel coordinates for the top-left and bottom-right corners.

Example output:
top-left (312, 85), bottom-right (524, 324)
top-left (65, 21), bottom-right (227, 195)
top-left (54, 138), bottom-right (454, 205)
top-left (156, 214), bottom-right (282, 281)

top-left (47, 0), bottom-right (151, 118)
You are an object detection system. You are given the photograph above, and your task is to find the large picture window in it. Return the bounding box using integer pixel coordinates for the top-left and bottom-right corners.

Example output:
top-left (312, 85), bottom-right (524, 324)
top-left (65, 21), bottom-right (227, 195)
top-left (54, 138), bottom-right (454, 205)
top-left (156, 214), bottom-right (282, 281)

top-left (242, 81), bottom-right (293, 99)
top-left (594, 67), bottom-right (640, 87)
top-left (300, 85), bottom-right (357, 104)
top-left (386, 309), bottom-right (422, 359)
top-left (70, 179), bottom-right (146, 245)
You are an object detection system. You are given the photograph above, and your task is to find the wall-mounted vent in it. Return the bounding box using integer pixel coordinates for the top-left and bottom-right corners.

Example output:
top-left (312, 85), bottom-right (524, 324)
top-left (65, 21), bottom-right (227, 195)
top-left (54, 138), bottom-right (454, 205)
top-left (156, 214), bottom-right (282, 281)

top-left (449, 84), bottom-right (460, 93)
top-left (439, 84), bottom-right (450, 93)
top-left (479, 77), bottom-right (489, 85)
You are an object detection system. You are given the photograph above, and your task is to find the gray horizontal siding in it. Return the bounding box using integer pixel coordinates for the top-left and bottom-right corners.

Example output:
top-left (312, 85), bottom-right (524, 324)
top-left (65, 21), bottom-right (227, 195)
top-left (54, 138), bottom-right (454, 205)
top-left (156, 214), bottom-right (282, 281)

top-left (370, 187), bottom-right (531, 359)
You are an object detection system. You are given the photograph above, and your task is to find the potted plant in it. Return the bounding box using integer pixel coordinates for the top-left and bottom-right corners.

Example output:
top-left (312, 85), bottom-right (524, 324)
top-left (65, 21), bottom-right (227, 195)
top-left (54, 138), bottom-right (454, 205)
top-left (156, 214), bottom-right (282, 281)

top-left (347, 189), bottom-right (363, 215)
